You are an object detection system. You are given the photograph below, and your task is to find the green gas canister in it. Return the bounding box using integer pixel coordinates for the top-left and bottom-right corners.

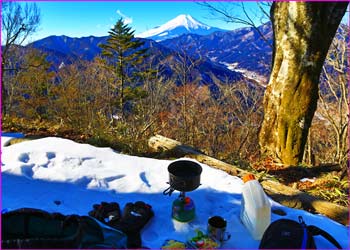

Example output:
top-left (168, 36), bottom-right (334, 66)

top-left (172, 194), bottom-right (195, 222)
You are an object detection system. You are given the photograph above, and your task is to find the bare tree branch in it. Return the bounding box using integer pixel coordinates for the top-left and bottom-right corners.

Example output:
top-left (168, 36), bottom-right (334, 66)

top-left (198, 1), bottom-right (272, 48)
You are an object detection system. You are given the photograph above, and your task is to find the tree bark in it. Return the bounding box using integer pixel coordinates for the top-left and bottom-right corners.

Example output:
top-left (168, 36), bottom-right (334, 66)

top-left (259, 2), bottom-right (348, 165)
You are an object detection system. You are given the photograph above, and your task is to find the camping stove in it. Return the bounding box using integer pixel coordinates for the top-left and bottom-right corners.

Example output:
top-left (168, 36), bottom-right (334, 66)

top-left (171, 191), bottom-right (195, 222)
top-left (163, 160), bottom-right (202, 222)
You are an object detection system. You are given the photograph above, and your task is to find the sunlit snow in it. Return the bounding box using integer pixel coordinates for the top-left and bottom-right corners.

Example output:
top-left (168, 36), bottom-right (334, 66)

top-left (1, 134), bottom-right (348, 249)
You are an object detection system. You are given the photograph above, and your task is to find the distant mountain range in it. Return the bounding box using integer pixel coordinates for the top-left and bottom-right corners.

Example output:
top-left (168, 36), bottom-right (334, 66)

top-left (30, 35), bottom-right (244, 89)
top-left (31, 35), bottom-right (108, 62)
top-left (28, 14), bottom-right (275, 89)
top-left (160, 22), bottom-right (273, 76)
top-left (136, 14), bottom-right (226, 42)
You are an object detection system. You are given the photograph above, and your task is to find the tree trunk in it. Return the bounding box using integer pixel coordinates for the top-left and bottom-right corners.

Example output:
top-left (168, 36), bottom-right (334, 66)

top-left (259, 2), bottom-right (348, 166)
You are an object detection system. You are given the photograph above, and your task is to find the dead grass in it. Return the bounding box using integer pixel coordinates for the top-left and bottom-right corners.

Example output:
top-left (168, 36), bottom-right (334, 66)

top-left (252, 158), bottom-right (349, 207)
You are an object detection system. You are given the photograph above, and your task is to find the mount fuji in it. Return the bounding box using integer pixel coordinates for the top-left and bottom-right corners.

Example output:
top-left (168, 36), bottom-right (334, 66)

top-left (136, 14), bottom-right (226, 42)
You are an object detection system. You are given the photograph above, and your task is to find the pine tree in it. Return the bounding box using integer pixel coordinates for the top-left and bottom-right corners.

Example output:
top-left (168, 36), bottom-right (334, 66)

top-left (99, 18), bottom-right (148, 115)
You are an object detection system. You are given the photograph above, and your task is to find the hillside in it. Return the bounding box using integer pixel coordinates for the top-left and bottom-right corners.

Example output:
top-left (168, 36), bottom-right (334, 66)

top-left (29, 35), bottom-right (244, 89)
top-left (160, 23), bottom-right (273, 77)
top-left (27, 21), bottom-right (276, 88)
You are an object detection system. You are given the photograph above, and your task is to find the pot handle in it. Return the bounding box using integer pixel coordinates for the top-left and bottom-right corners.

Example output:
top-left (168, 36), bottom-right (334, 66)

top-left (163, 185), bottom-right (175, 196)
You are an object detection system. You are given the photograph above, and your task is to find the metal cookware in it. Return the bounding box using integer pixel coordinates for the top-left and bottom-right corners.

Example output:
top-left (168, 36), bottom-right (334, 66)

top-left (163, 160), bottom-right (202, 195)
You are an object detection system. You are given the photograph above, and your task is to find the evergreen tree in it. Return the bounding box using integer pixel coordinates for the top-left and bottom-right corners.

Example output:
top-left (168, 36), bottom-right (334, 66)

top-left (99, 18), bottom-right (148, 115)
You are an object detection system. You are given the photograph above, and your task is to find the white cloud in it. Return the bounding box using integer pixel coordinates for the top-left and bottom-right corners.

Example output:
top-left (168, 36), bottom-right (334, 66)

top-left (116, 10), bottom-right (133, 25)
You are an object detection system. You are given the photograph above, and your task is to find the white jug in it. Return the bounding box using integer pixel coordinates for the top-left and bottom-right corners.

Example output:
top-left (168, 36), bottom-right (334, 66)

top-left (240, 174), bottom-right (271, 240)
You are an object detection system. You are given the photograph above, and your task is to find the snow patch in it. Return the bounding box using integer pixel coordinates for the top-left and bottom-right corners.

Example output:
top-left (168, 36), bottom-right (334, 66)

top-left (1, 136), bottom-right (348, 248)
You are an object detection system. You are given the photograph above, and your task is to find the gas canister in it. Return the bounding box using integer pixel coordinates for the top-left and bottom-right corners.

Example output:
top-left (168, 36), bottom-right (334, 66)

top-left (172, 195), bottom-right (195, 222)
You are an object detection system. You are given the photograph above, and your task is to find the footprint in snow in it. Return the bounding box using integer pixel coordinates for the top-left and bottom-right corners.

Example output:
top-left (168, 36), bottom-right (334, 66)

top-left (46, 152), bottom-right (56, 160)
top-left (18, 153), bottom-right (30, 163)
top-left (104, 175), bottom-right (126, 182)
top-left (20, 164), bottom-right (35, 178)
top-left (140, 172), bottom-right (151, 188)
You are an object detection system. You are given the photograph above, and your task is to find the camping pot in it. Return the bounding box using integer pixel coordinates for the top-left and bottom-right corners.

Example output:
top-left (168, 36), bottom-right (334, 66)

top-left (163, 160), bottom-right (202, 195)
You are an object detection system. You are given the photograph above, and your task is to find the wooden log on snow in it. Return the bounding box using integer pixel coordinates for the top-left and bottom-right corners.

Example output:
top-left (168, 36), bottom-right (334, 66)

top-left (148, 134), bottom-right (239, 176)
top-left (148, 134), bottom-right (349, 225)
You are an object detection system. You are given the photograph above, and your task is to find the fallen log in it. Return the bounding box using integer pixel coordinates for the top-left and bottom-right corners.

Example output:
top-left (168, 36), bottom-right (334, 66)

top-left (148, 134), bottom-right (349, 225)
top-left (149, 134), bottom-right (245, 176)
top-left (261, 180), bottom-right (348, 225)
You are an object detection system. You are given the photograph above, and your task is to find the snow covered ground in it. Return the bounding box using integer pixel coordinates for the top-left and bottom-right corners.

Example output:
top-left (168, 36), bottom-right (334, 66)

top-left (1, 134), bottom-right (349, 249)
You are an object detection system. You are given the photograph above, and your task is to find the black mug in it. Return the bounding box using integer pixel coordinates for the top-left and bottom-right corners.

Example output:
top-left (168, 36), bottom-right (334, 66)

top-left (207, 216), bottom-right (231, 242)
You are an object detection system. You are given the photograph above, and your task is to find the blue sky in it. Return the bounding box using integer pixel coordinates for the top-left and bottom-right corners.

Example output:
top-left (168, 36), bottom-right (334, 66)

top-left (17, 1), bottom-right (270, 43)
top-left (5, 1), bottom-right (349, 44)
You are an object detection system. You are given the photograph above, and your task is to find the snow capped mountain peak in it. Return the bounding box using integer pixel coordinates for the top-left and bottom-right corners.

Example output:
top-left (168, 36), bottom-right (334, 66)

top-left (136, 14), bottom-right (224, 42)
top-left (167, 14), bottom-right (210, 30)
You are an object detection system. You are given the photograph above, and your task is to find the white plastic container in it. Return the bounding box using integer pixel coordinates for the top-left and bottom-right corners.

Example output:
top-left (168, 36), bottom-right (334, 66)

top-left (240, 174), bottom-right (271, 240)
